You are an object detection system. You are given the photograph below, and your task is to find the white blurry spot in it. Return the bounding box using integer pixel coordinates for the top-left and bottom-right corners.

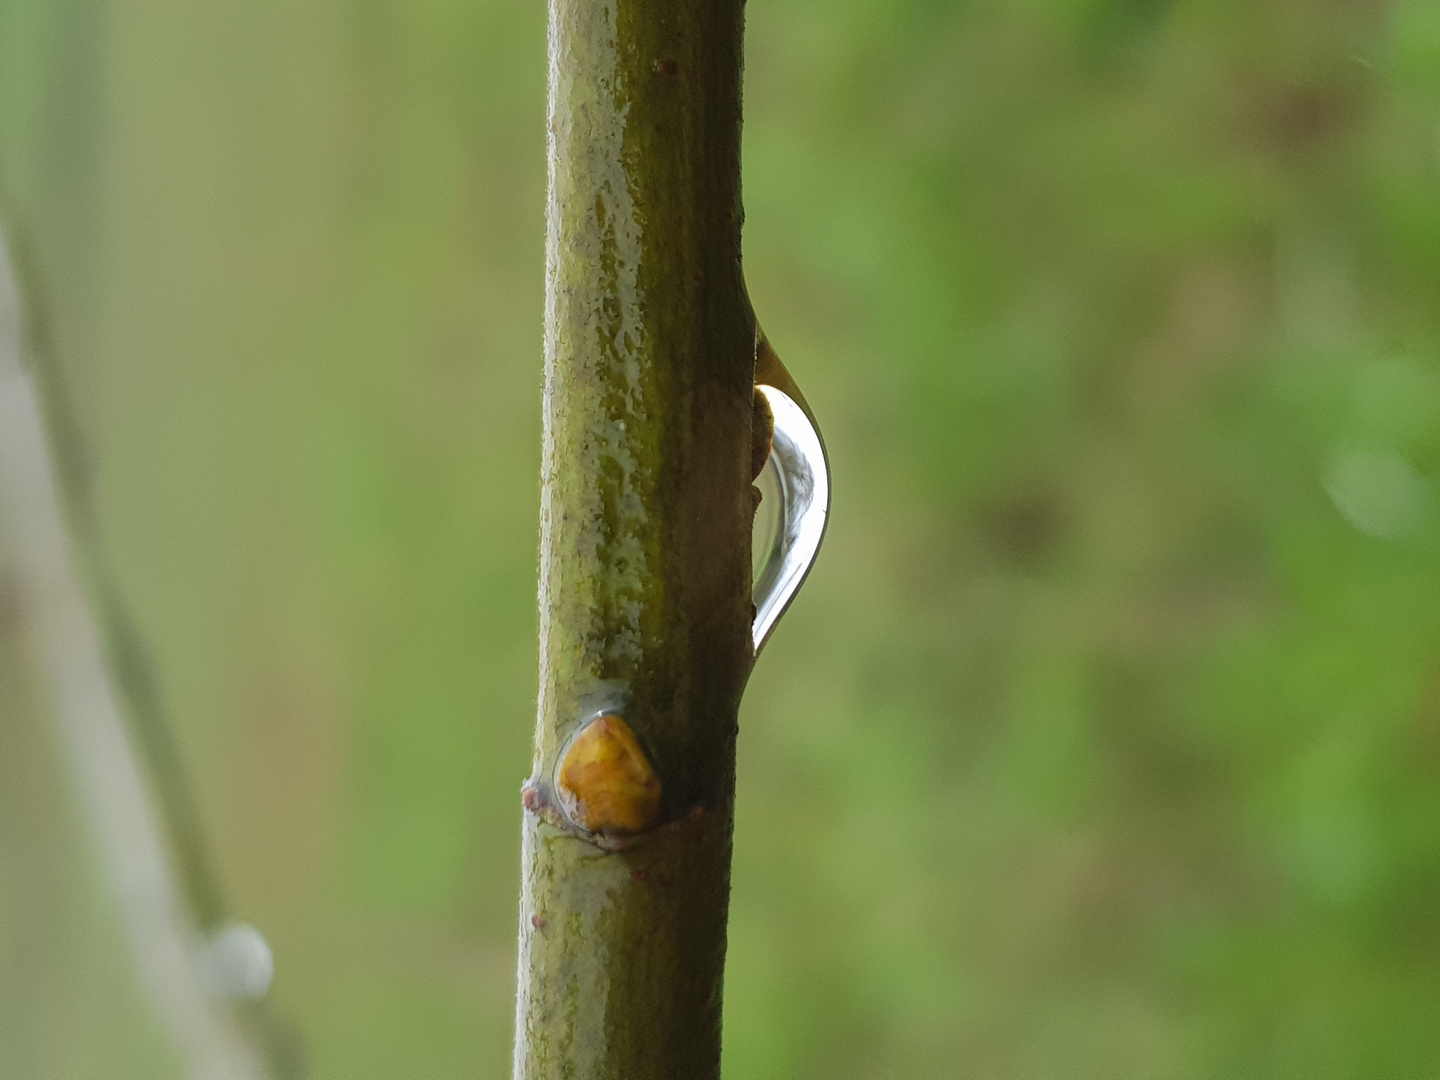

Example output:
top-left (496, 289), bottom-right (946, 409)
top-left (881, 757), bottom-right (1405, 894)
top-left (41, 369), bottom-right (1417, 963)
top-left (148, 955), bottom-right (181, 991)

top-left (1324, 450), bottom-right (1431, 540)
top-left (196, 923), bottom-right (274, 1001)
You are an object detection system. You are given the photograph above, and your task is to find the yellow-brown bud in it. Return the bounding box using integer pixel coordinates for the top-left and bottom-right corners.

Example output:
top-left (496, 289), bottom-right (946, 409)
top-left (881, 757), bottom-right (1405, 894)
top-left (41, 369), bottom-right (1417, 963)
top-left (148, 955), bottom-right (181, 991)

top-left (555, 714), bottom-right (662, 834)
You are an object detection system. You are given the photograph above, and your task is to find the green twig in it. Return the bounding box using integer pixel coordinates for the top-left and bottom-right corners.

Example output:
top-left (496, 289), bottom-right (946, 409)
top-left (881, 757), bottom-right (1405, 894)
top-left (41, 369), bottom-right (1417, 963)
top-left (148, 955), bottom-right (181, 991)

top-left (512, 0), bottom-right (755, 1076)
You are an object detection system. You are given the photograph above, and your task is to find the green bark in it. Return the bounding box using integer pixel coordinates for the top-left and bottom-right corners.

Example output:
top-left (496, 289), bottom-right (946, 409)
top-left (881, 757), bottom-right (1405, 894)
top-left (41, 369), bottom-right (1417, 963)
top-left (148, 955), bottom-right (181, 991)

top-left (513, 0), bottom-right (754, 1077)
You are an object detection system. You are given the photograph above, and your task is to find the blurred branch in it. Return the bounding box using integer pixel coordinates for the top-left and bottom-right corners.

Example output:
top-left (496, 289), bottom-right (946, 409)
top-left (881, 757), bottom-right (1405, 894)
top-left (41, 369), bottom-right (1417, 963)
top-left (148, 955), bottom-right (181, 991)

top-left (512, 1), bottom-right (754, 1076)
top-left (1, 222), bottom-right (232, 929)
top-left (0, 232), bottom-right (270, 1080)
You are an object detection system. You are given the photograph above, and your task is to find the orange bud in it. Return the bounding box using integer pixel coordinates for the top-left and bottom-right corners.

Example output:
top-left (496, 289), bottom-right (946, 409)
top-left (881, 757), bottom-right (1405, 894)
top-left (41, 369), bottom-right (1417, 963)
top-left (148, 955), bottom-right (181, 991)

top-left (556, 714), bottom-right (662, 834)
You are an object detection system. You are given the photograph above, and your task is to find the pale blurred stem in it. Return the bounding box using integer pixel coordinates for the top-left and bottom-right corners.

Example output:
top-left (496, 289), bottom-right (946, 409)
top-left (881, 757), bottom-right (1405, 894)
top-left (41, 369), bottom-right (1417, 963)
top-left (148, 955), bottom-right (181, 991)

top-left (0, 230), bottom-right (271, 1080)
top-left (512, 1), bottom-right (755, 1078)
top-left (0, 223), bottom-right (230, 933)
top-left (2, 9), bottom-right (286, 1061)
top-left (1, 0), bottom-right (234, 936)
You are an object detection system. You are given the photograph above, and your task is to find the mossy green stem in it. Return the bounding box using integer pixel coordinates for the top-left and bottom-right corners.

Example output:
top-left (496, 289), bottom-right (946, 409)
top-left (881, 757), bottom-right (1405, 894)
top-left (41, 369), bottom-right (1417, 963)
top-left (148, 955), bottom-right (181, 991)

top-left (513, 0), bottom-right (754, 1076)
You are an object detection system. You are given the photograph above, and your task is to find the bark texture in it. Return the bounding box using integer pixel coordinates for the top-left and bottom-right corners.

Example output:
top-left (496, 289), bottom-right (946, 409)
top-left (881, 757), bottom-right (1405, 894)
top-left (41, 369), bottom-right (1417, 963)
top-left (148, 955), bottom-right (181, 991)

top-left (513, 0), bottom-right (753, 1077)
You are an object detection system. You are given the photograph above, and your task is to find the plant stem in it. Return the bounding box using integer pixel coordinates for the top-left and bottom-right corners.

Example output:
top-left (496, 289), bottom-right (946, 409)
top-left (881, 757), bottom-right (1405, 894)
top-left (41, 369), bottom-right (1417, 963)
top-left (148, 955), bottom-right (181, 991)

top-left (513, 0), bottom-right (753, 1076)
top-left (0, 236), bottom-right (270, 1080)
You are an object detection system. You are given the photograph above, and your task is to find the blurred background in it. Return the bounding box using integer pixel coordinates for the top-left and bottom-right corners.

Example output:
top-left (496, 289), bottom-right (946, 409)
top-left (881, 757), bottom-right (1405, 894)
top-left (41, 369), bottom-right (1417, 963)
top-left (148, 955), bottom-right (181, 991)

top-left (4, 0), bottom-right (1440, 1076)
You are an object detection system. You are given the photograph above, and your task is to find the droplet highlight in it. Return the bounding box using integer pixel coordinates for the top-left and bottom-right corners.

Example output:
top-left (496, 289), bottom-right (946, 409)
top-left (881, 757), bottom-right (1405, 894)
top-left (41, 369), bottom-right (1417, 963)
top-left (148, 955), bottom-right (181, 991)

top-left (752, 384), bottom-right (829, 653)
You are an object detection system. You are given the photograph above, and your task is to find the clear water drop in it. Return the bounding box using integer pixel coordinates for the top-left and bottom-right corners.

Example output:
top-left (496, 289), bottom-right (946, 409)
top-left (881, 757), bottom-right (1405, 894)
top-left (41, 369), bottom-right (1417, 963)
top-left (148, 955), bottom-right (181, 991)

top-left (196, 922), bottom-right (274, 1001)
top-left (752, 384), bottom-right (829, 654)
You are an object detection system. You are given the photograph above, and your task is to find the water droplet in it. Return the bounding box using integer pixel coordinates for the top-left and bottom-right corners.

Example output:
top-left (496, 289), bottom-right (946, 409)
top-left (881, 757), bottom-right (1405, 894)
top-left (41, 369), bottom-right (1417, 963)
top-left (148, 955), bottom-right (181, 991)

top-left (196, 922), bottom-right (274, 1001)
top-left (752, 384), bottom-right (829, 653)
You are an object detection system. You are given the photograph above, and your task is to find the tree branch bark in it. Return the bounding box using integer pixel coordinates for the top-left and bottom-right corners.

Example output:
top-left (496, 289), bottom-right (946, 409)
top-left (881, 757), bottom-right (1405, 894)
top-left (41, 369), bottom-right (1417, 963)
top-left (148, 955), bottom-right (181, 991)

top-left (512, 1), bottom-right (754, 1076)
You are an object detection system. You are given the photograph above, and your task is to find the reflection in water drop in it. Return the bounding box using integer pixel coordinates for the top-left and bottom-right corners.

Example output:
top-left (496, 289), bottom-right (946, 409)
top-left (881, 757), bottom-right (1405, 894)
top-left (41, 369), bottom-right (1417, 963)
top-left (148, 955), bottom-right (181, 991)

top-left (752, 384), bottom-right (829, 654)
top-left (751, 453), bottom-right (781, 584)
top-left (196, 922), bottom-right (274, 1001)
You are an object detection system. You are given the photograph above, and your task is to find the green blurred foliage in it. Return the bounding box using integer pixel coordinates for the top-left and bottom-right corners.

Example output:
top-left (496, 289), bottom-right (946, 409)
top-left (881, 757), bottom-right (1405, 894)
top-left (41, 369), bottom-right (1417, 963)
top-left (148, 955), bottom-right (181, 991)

top-left (5, 0), bottom-right (1440, 1076)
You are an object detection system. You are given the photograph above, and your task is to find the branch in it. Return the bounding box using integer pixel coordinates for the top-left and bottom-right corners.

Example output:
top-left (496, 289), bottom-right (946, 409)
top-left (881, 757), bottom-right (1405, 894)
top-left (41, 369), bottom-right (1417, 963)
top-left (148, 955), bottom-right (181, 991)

top-left (0, 234), bottom-right (271, 1080)
top-left (512, 0), bottom-right (755, 1076)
